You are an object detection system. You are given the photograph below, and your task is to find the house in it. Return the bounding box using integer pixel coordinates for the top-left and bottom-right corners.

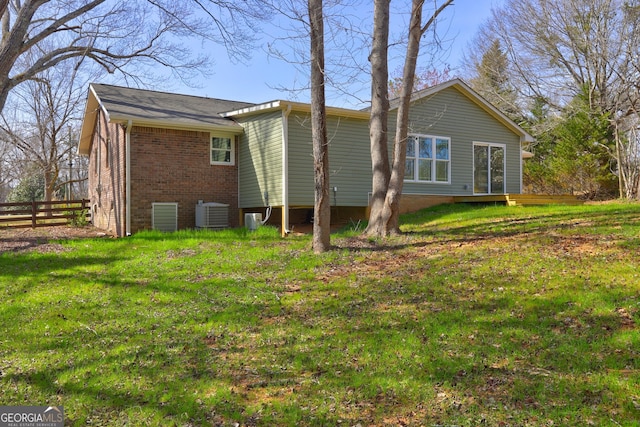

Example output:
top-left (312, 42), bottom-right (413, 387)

top-left (78, 79), bottom-right (534, 237)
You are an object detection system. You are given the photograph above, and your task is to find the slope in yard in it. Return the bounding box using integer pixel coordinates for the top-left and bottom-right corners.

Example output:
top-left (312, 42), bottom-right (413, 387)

top-left (0, 203), bottom-right (639, 426)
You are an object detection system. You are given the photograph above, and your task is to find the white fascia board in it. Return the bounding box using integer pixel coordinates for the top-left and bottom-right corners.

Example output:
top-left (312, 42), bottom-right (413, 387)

top-left (221, 101), bottom-right (284, 118)
top-left (222, 100), bottom-right (370, 120)
top-left (78, 85), bottom-right (111, 156)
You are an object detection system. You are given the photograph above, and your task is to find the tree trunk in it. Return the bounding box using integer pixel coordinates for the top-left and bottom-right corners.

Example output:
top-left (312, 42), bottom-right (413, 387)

top-left (308, 0), bottom-right (331, 253)
top-left (364, 0), bottom-right (391, 237)
top-left (379, 0), bottom-right (424, 235)
top-left (636, 163), bottom-right (640, 200)
top-left (613, 122), bottom-right (625, 199)
top-left (0, 0), bottom-right (9, 19)
top-left (43, 165), bottom-right (57, 217)
top-left (366, 0), bottom-right (453, 237)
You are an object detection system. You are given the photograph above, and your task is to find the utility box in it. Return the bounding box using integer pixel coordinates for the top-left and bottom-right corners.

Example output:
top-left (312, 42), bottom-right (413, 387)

top-left (244, 213), bottom-right (263, 231)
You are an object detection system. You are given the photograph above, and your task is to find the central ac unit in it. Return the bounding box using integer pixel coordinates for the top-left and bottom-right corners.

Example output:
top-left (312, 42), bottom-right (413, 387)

top-left (195, 202), bottom-right (229, 229)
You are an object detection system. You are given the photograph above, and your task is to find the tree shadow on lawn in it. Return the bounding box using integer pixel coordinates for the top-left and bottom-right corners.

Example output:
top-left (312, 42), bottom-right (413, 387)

top-left (431, 300), bottom-right (639, 420)
top-left (336, 204), bottom-right (640, 255)
top-left (284, 285), bottom-right (639, 424)
top-left (0, 238), bottom-right (217, 293)
top-left (0, 292), bottom-right (349, 426)
top-left (2, 342), bottom-right (222, 425)
top-left (2, 205), bottom-right (638, 425)
top-left (1, 271), bottom-right (638, 426)
top-left (0, 253), bottom-right (124, 279)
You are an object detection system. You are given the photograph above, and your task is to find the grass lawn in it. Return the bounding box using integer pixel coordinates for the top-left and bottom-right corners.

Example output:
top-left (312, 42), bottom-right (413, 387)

top-left (1, 202), bottom-right (639, 426)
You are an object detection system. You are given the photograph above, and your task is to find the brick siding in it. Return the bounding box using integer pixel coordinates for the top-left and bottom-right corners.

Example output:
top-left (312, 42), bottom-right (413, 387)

top-left (129, 126), bottom-right (239, 233)
top-left (88, 120), bottom-right (239, 236)
top-left (87, 111), bottom-right (126, 237)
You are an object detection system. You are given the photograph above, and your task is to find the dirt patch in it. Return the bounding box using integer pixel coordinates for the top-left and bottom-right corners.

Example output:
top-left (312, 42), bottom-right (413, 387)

top-left (0, 225), bottom-right (110, 254)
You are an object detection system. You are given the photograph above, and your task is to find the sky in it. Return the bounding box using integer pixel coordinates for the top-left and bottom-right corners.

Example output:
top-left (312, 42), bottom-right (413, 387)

top-left (169, 0), bottom-right (505, 108)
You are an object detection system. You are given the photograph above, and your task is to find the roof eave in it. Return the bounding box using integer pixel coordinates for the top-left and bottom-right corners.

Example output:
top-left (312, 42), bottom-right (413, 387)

top-left (77, 85), bottom-right (108, 156)
top-left (106, 115), bottom-right (244, 134)
top-left (78, 84), bottom-right (246, 156)
top-left (222, 100), bottom-right (370, 120)
top-left (221, 100), bottom-right (284, 117)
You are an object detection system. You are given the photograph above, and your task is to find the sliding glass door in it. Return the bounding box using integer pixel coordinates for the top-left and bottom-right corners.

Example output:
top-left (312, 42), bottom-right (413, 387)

top-left (474, 143), bottom-right (505, 194)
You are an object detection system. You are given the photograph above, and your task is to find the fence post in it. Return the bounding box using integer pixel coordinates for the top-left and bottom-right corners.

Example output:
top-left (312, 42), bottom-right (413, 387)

top-left (31, 200), bottom-right (37, 228)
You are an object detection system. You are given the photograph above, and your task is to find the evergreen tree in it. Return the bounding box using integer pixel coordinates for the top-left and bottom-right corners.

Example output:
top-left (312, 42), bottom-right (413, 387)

top-left (6, 168), bottom-right (45, 203)
top-left (524, 86), bottom-right (617, 198)
top-left (469, 39), bottom-right (520, 120)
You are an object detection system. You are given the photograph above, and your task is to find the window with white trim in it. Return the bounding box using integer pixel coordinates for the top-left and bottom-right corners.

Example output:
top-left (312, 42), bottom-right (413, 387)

top-left (405, 134), bottom-right (450, 183)
top-left (210, 135), bottom-right (234, 165)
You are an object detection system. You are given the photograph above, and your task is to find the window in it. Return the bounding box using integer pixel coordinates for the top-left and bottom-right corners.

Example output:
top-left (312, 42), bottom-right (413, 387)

top-left (405, 134), bottom-right (450, 183)
top-left (210, 135), bottom-right (234, 165)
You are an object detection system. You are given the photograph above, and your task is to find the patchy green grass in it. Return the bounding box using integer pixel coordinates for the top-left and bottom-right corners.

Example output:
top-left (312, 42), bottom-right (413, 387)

top-left (1, 203), bottom-right (639, 426)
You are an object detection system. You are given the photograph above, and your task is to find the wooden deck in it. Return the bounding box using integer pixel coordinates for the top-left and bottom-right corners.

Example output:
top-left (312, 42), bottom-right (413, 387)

top-left (453, 194), bottom-right (583, 206)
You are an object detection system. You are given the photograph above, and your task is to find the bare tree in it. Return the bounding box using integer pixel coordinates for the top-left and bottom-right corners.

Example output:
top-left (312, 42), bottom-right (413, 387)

top-left (0, 60), bottom-right (87, 203)
top-left (0, 0), bottom-right (268, 115)
top-left (388, 64), bottom-right (451, 99)
top-left (0, 134), bottom-right (16, 201)
top-left (613, 99), bottom-right (640, 199)
top-left (262, 0), bottom-right (365, 250)
top-left (507, 0), bottom-right (638, 111)
top-left (365, 0), bottom-right (453, 237)
top-left (366, 0), bottom-right (392, 238)
top-left (308, 0), bottom-right (331, 252)
top-left (264, 0), bottom-right (367, 105)
top-left (609, 2), bottom-right (640, 198)
top-left (0, 0), bottom-right (268, 206)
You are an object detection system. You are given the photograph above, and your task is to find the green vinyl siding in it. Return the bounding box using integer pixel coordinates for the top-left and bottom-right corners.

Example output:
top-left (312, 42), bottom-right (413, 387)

top-left (287, 113), bottom-right (372, 207)
top-left (237, 84), bottom-right (523, 211)
top-left (389, 86), bottom-right (522, 196)
top-left (238, 111), bottom-right (284, 208)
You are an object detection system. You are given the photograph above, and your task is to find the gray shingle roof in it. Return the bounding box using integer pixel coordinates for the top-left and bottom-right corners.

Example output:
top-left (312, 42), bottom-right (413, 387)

top-left (91, 83), bottom-right (255, 128)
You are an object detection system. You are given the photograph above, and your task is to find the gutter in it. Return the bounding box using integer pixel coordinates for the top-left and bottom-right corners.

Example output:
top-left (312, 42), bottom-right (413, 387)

top-left (126, 120), bottom-right (132, 236)
top-left (281, 105), bottom-right (292, 235)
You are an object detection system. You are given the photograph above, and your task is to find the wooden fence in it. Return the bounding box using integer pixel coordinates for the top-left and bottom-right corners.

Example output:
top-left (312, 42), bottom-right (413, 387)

top-left (0, 199), bottom-right (90, 229)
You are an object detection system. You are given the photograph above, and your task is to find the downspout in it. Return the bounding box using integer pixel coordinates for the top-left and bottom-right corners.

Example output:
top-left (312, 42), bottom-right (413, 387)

top-left (281, 105), bottom-right (292, 235)
top-left (125, 120), bottom-right (132, 236)
top-left (96, 113), bottom-right (102, 204)
top-left (236, 135), bottom-right (241, 226)
top-left (519, 137), bottom-right (524, 194)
